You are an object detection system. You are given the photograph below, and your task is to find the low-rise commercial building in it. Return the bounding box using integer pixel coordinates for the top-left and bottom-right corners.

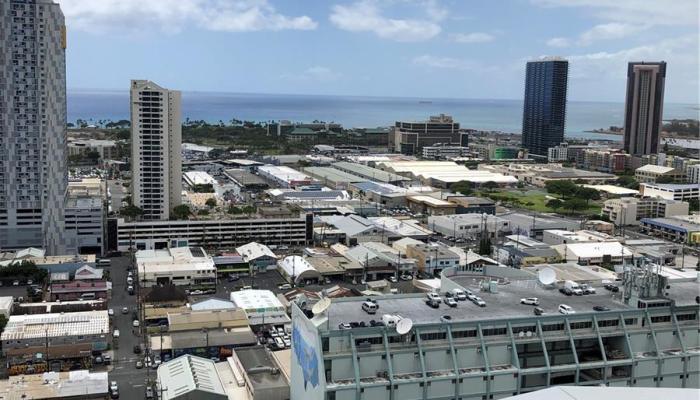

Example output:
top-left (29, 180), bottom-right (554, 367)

top-left (258, 165), bottom-right (313, 188)
top-left (303, 167), bottom-right (366, 190)
top-left (422, 145), bottom-right (469, 160)
top-left (499, 212), bottom-right (580, 240)
top-left (230, 289), bottom-right (290, 326)
top-left (428, 213), bottom-right (510, 239)
top-left (497, 245), bottom-right (562, 267)
top-left (445, 196), bottom-right (496, 215)
top-left (542, 229), bottom-right (616, 245)
top-left (482, 163), bottom-right (617, 187)
top-left (332, 162), bottom-right (411, 186)
top-left (157, 355), bottom-right (228, 400)
top-left (602, 197), bottom-right (689, 226)
top-left (404, 243), bottom-right (460, 276)
top-left (68, 138), bottom-right (119, 160)
top-left (639, 183), bottom-right (700, 202)
top-left (635, 165), bottom-right (684, 184)
top-left (554, 241), bottom-right (633, 265)
top-left (377, 160), bottom-right (517, 188)
top-left (407, 195), bottom-right (457, 216)
top-left (343, 242), bottom-right (417, 279)
top-left (136, 247), bottom-right (217, 289)
top-left (639, 217), bottom-right (700, 244)
top-left (0, 370), bottom-right (109, 400)
top-left (1, 311), bottom-right (110, 369)
top-left (236, 242), bottom-right (278, 273)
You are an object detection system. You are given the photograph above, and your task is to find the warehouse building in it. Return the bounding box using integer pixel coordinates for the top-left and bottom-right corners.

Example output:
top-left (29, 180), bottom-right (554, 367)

top-left (303, 167), bottom-right (367, 190)
top-left (136, 247), bottom-right (217, 289)
top-left (332, 162), bottom-right (410, 186)
top-left (258, 165), bottom-right (314, 188)
top-left (290, 265), bottom-right (700, 400)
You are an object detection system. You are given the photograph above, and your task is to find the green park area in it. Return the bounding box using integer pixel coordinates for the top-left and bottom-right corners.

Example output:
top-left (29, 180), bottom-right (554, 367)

top-left (481, 189), bottom-right (602, 216)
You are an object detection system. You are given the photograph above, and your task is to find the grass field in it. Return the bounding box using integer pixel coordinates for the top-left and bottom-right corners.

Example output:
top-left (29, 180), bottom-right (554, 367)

top-left (479, 189), bottom-right (602, 216)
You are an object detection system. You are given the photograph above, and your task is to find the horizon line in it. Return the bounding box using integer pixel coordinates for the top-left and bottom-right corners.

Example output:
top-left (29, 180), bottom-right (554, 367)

top-left (66, 87), bottom-right (699, 106)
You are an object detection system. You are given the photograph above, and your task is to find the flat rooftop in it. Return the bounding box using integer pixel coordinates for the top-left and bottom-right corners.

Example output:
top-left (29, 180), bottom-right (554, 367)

top-left (324, 277), bottom-right (632, 330)
top-left (332, 162), bottom-right (410, 183)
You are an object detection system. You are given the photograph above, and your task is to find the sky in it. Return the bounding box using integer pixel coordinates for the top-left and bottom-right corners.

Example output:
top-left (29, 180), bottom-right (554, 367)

top-left (58, 0), bottom-right (699, 104)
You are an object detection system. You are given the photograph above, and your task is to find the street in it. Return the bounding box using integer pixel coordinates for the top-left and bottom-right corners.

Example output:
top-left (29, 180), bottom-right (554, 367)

top-left (107, 256), bottom-right (153, 400)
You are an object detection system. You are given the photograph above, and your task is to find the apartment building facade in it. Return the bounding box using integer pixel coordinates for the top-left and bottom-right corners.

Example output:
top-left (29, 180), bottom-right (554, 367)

top-left (130, 80), bottom-right (182, 220)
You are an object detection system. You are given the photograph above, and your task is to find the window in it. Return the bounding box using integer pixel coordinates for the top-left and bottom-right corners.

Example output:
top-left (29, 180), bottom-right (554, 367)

top-left (677, 313), bottom-right (697, 322)
top-left (597, 319), bottom-right (619, 328)
top-left (650, 315), bottom-right (671, 324)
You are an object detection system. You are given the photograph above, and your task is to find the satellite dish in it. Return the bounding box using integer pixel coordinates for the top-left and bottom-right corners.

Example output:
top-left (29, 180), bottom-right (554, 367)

top-left (518, 331), bottom-right (525, 338)
top-left (312, 297), bottom-right (331, 315)
top-left (396, 318), bottom-right (413, 335)
top-left (526, 331), bottom-right (533, 337)
top-left (538, 268), bottom-right (556, 285)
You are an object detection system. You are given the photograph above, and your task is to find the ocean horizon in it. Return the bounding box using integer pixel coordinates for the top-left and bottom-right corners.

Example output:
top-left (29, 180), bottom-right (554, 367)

top-left (67, 89), bottom-right (700, 141)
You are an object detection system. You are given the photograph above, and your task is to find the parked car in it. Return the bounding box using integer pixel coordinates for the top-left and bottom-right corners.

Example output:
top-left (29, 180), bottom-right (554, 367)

top-left (108, 308), bottom-right (114, 317)
top-left (113, 329), bottom-right (120, 339)
top-left (26, 279), bottom-right (33, 285)
top-left (400, 274), bottom-right (413, 281)
top-left (133, 345), bottom-right (141, 354)
top-left (127, 286), bottom-right (134, 295)
top-left (445, 297), bottom-right (458, 308)
top-left (274, 337), bottom-right (285, 350)
top-left (132, 320), bottom-right (140, 328)
top-left (278, 283), bottom-right (292, 290)
top-left (425, 299), bottom-right (440, 308)
top-left (604, 283), bottom-right (619, 292)
top-left (338, 323), bottom-right (352, 330)
top-left (12, 280), bottom-right (19, 286)
top-left (533, 307), bottom-right (545, 316)
top-left (227, 274), bottom-right (240, 282)
top-left (520, 297), bottom-right (539, 306)
top-left (581, 284), bottom-right (596, 294)
top-left (471, 297), bottom-right (486, 307)
top-left (388, 276), bottom-right (398, 283)
top-left (558, 304), bottom-right (575, 315)
top-left (110, 381), bottom-right (118, 393)
top-left (593, 305), bottom-right (610, 312)
top-left (135, 359), bottom-right (144, 369)
top-left (103, 354), bottom-right (111, 365)
top-left (145, 386), bottom-right (155, 399)
top-left (426, 292), bottom-right (442, 303)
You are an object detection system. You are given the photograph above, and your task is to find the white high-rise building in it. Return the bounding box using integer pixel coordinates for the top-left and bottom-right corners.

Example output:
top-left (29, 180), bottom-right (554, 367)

top-left (130, 80), bottom-right (182, 220)
top-left (0, 0), bottom-right (67, 254)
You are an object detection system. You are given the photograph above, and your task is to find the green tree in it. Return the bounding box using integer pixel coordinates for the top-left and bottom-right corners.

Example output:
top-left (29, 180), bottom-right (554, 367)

top-left (228, 205), bottom-right (243, 215)
top-left (545, 180), bottom-right (578, 198)
top-left (481, 181), bottom-right (499, 192)
top-left (119, 204), bottom-right (143, 220)
top-left (205, 198), bottom-right (217, 208)
top-left (546, 199), bottom-right (564, 211)
top-left (563, 198), bottom-right (588, 214)
top-left (577, 187), bottom-right (601, 204)
top-left (198, 209), bottom-right (210, 216)
top-left (172, 204), bottom-right (192, 220)
top-left (450, 181), bottom-right (473, 196)
top-left (478, 237), bottom-right (492, 256)
top-left (241, 205), bottom-right (257, 216)
top-left (688, 198), bottom-right (699, 213)
top-left (656, 175), bottom-right (676, 184)
top-left (0, 314), bottom-right (7, 334)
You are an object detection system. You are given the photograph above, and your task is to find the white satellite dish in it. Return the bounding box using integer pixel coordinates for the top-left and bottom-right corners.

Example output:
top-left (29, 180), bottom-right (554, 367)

top-left (538, 268), bottom-right (556, 285)
top-left (396, 318), bottom-right (413, 335)
top-left (312, 297), bottom-right (331, 315)
top-left (526, 331), bottom-right (533, 337)
top-left (518, 331), bottom-right (525, 338)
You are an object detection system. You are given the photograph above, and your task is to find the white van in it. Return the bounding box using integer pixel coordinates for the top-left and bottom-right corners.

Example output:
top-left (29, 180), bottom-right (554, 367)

top-left (558, 304), bottom-right (575, 315)
top-left (97, 259), bottom-right (111, 266)
top-left (80, 292), bottom-right (96, 300)
top-left (362, 301), bottom-right (378, 314)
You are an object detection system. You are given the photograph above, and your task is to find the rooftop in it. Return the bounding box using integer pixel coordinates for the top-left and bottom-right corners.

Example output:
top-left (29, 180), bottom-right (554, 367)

top-left (230, 289), bottom-right (284, 312)
top-left (157, 355), bottom-right (226, 400)
top-left (581, 184), bottom-right (639, 196)
top-left (184, 170), bottom-right (217, 186)
top-left (636, 164), bottom-right (677, 174)
top-left (323, 276), bottom-right (632, 331)
top-left (642, 183), bottom-right (700, 190)
top-left (236, 242), bottom-right (277, 262)
top-left (304, 167), bottom-right (367, 184)
top-left (1, 310), bottom-right (110, 341)
top-left (332, 162), bottom-right (410, 183)
top-left (0, 370), bottom-right (108, 400)
top-left (235, 346), bottom-right (289, 392)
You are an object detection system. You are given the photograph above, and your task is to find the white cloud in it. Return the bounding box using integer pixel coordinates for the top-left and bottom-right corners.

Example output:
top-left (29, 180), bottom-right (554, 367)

top-left (564, 34), bottom-right (699, 102)
top-left (57, 0), bottom-right (317, 33)
top-left (532, 0), bottom-right (698, 26)
top-left (577, 23), bottom-right (644, 45)
top-left (412, 55), bottom-right (476, 70)
top-left (451, 32), bottom-right (495, 44)
top-left (302, 66), bottom-right (343, 81)
top-left (329, 1), bottom-right (442, 42)
top-left (546, 37), bottom-right (571, 48)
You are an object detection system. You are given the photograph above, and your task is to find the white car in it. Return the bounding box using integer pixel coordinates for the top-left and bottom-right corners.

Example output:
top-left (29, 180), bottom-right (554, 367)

top-left (471, 297), bottom-right (486, 307)
top-left (400, 274), bottom-right (413, 281)
top-left (426, 292), bottom-right (442, 303)
top-left (108, 308), bottom-right (114, 317)
top-left (110, 381), bottom-right (119, 393)
top-left (520, 297), bottom-right (539, 306)
top-left (132, 320), bottom-right (140, 327)
top-left (278, 284), bottom-right (292, 290)
top-left (113, 329), bottom-right (120, 338)
top-left (558, 304), bottom-right (575, 315)
top-left (445, 297), bottom-right (458, 308)
top-left (466, 293), bottom-right (478, 302)
top-left (388, 276), bottom-right (398, 283)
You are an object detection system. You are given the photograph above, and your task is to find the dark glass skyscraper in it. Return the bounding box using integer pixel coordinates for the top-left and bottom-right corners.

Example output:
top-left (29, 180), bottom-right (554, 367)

top-left (521, 58), bottom-right (569, 159)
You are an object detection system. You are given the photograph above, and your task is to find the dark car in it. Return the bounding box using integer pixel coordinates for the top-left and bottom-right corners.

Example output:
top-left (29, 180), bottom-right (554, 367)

top-left (604, 283), bottom-right (619, 292)
top-left (593, 305), bottom-right (611, 312)
top-left (533, 307), bottom-right (545, 316)
top-left (425, 300), bottom-right (440, 309)
top-left (133, 345), bottom-right (142, 354)
top-left (559, 288), bottom-right (573, 296)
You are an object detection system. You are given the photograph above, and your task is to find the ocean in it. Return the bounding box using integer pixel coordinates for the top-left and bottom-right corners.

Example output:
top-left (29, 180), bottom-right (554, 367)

top-left (67, 90), bottom-right (699, 141)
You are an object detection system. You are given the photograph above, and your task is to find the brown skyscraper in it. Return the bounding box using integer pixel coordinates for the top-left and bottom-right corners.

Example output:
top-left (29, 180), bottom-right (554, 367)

top-left (623, 62), bottom-right (666, 156)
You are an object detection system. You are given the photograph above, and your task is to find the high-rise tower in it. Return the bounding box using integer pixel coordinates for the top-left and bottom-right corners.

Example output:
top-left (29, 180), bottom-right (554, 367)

top-left (130, 80), bottom-right (182, 221)
top-left (0, 0), bottom-right (67, 254)
top-left (623, 62), bottom-right (666, 156)
top-left (521, 58), bottom-right (569, 159)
